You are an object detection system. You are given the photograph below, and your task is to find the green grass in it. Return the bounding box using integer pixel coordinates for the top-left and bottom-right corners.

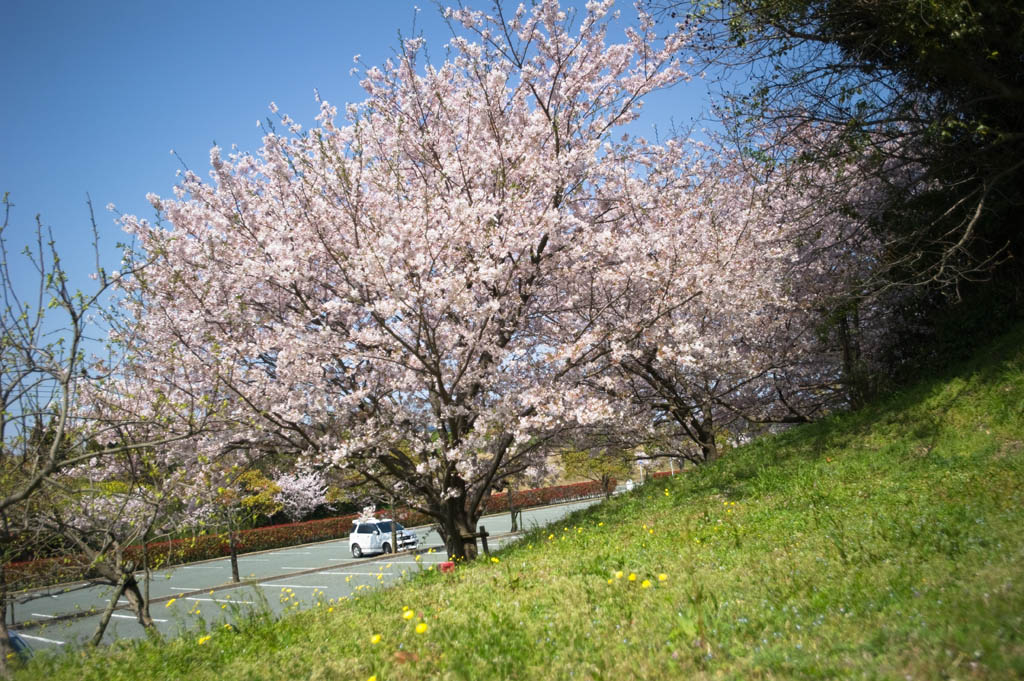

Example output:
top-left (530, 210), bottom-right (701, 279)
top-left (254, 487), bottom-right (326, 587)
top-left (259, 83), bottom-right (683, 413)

top-left (16, 325), bottom-right (1024, 680)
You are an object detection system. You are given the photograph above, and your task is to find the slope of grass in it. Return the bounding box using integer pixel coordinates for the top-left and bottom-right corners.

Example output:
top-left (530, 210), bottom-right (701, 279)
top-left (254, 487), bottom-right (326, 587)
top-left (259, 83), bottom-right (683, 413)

top-left (17, 325), bottom-right (1024, 680)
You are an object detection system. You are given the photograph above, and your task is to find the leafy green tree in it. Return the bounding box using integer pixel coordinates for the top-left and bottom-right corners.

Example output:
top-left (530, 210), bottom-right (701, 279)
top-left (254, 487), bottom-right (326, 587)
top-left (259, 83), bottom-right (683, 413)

top-left (653, 0), bottom-right (1023, 297)
top-left (561, 446), bottom-right (635, 499)
top-left (200, 466), bottom-right (282, 583)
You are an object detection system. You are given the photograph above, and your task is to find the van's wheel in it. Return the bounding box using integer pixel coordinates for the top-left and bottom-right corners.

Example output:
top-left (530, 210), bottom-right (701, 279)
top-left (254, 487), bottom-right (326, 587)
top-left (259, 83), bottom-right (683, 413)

top-left (351, 543), bottom-right (363, 558)
top-left (382, 542), bottom-right (393, 554)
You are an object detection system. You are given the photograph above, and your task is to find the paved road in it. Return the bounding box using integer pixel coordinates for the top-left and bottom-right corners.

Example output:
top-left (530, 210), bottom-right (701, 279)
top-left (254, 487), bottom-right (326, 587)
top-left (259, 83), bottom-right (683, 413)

top-left (12, 496), bottom-right (608, 650)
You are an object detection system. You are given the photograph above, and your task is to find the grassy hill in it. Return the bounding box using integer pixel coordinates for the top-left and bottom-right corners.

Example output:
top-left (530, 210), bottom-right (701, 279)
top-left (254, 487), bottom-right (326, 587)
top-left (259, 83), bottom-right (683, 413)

top-left (18, 325), bottom-right (1024, 680)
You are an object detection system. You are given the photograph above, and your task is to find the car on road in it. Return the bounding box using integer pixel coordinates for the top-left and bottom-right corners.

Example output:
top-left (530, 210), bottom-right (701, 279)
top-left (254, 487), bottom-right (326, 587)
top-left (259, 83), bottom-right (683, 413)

top-left (349, 519), bottom-right (419, 557)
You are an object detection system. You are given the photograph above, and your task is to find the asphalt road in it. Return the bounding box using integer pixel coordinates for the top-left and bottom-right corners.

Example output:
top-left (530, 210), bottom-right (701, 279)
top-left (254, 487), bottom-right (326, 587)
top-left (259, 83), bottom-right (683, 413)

top-left (11, 496), bottom-right (608, 650)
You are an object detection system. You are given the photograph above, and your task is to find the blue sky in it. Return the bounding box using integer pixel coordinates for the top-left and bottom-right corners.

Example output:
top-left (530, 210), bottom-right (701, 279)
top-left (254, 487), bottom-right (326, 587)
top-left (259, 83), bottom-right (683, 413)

top-left (1, 0), bottom-right (709, 293)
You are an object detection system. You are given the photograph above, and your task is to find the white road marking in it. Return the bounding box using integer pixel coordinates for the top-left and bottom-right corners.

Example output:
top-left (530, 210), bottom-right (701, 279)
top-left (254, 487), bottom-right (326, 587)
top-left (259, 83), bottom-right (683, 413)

top-left (168, 586), bottom-right (208, 591)
top-left (186, 597), bottom-right (254, 604)
top-left (257, 583), bottom-right (328, 589)
top-left (181, 565), bottom-right (225, 570)
top-left (30, 613), bottom-right (55, 619)
top-left (16, 633), bottom-right (65, 645)
top-left (111, 613), bottom-right (168, 623)
top-left (319, 571), bottom-right (389, 576)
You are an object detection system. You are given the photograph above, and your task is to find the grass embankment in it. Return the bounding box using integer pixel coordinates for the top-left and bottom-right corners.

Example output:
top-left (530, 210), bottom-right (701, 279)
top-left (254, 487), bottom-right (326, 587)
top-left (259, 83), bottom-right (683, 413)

top-left (19, 326), bottom-right (1024, 680)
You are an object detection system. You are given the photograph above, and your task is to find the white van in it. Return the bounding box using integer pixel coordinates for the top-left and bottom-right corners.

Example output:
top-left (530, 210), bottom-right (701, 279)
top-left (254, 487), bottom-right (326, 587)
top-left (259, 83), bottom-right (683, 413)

top-left (348, 519), bottom-right (419, 557)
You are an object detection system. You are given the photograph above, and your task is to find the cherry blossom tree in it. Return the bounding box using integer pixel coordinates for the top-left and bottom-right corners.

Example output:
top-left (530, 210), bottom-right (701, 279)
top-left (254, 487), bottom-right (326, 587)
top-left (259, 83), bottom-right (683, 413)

top-left (274, 469), bottom-right (330, 522)
top-left (0, 196), bottom-right (222, 665)
top-left (33, 440), bottom-right (208, 645)
top-left (558, 123), bottom-right (898, 463)
top-left (117, 0), bottom-right (697, 560)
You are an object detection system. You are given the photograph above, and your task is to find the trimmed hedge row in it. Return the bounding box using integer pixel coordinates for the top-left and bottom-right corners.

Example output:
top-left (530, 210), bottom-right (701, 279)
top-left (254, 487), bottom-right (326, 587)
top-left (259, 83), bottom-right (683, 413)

top-left (482, 479), bottom-right (613, 512)
top-left (8, 478), bottom-right (610, 591)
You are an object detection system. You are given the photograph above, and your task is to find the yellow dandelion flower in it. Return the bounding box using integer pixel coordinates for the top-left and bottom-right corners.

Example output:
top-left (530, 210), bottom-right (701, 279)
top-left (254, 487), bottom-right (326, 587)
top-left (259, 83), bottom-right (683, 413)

top-left (385, 563), bottom-right (392, 568)
top-left (615, 570), bottom-right (623, 579)
top-left (403, 609), bottom-right (415, 620)
top-left (165, 598), bottom-right (176, 608)
top-left (368, 676), bottom-right (377, 681)
top-left (415, 555), bottom-right (421, 562)
top-left (327, 607), bottom-right (334, 613)
top-left (598, 522), bottom-right (604, 527)
top-left (197, 635), bottom-right (212, 645)
top-left (641, 580), bottom-right (652, 589)
top-left (658, 573), bottom-right (668, 582)
top-left (371, 634), bottom-right (381, 644)
top-left (628, 573), bottom-right (637, 582)
top-left (649, 529), bottom-right (654, 535)
top-left (607, 578), bottom-right (614, 584)
top-left (415, 622), bottom-right (428, 634)
top-left (490, 557), bottom-right (500, 564)
top-left (224, 624), bottom-right (232, 630)
top-left (548, 534), bottom-right (555, 540)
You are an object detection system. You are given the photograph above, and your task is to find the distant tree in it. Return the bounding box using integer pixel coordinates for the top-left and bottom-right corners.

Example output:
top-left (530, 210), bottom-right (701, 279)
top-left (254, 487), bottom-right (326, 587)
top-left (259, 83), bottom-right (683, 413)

top-left (561, 445), bottom-right (633, 498)
top-left (196, 464), bottom-right (282, 583)
top-left (274, 469), bottom-right (331, 522)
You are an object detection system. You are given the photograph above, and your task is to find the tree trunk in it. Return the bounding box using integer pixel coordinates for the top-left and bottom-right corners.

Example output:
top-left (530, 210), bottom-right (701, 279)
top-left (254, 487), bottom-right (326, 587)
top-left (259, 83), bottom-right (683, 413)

top-left (509, 490), bottom-right (518, 532)
top-left (141, 538), bottom-right (152, 629)
top-left (437, 499), bottom-right (479, 562)
top-left (229, 529), bottom-right (240, 583)
top-left (0, 562), bottom-right (13, 678)
top-left (121, 574), bottom-right (154, 629)
top-left (90, 573), bottom-right (130, 647)
top-left (692, 404), bottom-right (718, 463)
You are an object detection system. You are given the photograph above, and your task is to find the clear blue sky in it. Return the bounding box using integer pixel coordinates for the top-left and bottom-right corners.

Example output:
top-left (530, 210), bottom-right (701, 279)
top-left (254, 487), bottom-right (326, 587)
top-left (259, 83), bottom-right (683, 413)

top-left (1, 0), bottom-right (708, 293)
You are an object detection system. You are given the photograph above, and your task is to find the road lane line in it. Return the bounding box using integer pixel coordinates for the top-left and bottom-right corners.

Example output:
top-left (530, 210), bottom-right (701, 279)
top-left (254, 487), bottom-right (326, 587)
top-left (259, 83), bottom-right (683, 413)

top-left (16, 633), bottom-right (65, 645)
top-left (111, 613), bottom-right (168, 623)
top-left (181, 565), bottom-right (225, 569)
top-left (30, 613), bottom-right (55, 619)
top-left (257, 583), bottom-right (328, 589)
top-left (186, 597), bottom-right (254, 604)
